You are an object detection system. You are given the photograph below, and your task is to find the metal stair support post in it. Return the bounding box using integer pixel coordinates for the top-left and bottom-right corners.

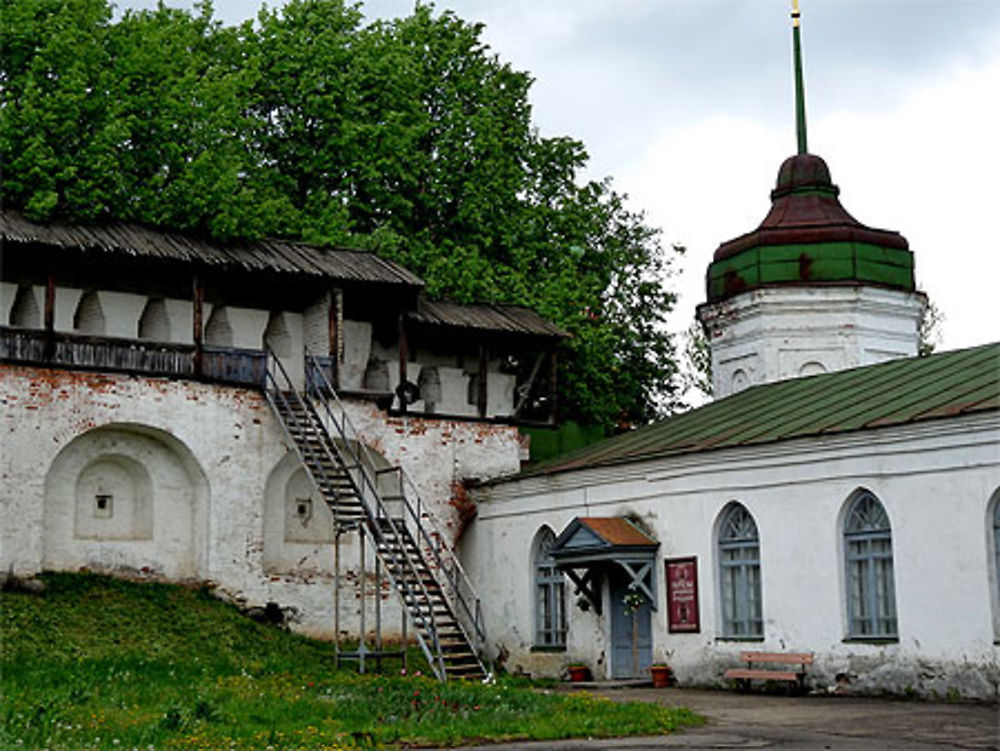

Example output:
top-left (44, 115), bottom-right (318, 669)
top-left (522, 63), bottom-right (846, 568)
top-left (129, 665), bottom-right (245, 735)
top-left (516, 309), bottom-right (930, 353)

top-left (304, 355), bottom-right (489, 670)
top-left (264, 350), bottom-right (488, 681)
top-left (265, 351), bottom-right (448, 679)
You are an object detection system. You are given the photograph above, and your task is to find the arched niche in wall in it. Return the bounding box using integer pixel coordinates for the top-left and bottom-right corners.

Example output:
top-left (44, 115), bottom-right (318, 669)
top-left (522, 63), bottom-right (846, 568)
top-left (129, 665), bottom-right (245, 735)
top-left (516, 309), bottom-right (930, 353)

top-left (263, 453), bottom-right (335, 575)
top-left (138, 298), bottom-right (171, 342)
top-left (9, 285), bottom-right (41, 328)
top-left (43, 424), bottom-right (209, 580)
top-left (731, 369), bottom-right (749, 394)
top-left (74, 290), bottom-right (106, 335)
top-left (263, 311), bottom-right (292, 357)
top-left (74, 455), bottom-right (153, 540)
top-left (204, 305), bottom-right (233, 347)
top-left (262, 441), bottom-right (395, 576)
top-left (799, 361), bottom-right (827, 377)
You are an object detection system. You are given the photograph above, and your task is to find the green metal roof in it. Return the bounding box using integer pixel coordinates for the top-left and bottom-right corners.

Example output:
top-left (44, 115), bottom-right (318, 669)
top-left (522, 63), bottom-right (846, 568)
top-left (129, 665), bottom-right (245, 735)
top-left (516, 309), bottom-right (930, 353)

top-left (515, 342), bottom-right (999, 480)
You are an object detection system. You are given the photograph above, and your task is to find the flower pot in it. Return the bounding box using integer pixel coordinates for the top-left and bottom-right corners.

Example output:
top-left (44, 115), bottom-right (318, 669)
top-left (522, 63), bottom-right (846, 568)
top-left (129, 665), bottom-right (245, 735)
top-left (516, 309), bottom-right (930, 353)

top-left (568, 666), bottom-right (590, 682)
top-left (650, 665), bottom-right (672, 688)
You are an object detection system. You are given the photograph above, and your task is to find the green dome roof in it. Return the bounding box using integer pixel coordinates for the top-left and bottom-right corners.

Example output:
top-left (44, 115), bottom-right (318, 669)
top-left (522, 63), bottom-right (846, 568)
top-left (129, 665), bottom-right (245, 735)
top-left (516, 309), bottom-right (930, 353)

top-left (704, 153), bottom-right (914, 304)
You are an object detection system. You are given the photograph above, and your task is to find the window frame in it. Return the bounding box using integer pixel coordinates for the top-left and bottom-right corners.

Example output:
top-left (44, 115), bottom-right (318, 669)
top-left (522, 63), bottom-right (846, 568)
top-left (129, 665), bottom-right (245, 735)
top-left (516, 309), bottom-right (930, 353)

top-left (843, 490), bottom-right (897, 640)
top-left (717, 502), bottom-right (763, 639)
top-left (533, 528), bottom-right (567, 649)
top-left (990, 491), bottom-right (1000, 639)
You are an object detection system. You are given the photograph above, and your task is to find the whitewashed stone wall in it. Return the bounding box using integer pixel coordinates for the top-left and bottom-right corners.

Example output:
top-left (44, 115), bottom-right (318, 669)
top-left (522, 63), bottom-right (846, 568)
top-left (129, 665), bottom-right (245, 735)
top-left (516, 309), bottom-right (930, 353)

top-left (0, 365), bottom-right (521, 641)
top-left (698, 286), bottom-right (925, 397)
top-left (466, 412), bottom-right (1000, 699)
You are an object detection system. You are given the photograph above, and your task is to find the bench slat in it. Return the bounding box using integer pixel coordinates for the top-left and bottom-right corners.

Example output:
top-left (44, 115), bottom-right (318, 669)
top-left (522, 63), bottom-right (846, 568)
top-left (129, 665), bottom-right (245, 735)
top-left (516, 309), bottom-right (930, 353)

top-left (725, 668), bottom-right (802, 682)
top-left (739, 651), bottom-right (813, 665)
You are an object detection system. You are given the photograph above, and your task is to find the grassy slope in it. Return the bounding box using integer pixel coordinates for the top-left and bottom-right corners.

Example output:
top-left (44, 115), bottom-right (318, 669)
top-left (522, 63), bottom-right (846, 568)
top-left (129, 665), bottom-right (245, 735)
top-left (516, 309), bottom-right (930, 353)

top-left (1, 573), bottom-right (700, 750)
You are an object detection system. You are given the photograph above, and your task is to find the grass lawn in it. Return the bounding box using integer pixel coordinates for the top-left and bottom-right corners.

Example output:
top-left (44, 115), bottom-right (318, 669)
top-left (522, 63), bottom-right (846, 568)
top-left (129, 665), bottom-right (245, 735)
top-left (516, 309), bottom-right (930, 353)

top-left (1, 573), bottom-right (701, 750)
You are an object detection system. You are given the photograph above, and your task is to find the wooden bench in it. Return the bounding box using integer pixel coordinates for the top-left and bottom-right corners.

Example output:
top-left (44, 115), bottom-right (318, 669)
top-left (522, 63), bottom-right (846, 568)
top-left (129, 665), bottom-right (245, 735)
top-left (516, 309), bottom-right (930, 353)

top-left (724, 651), bottom-right (813, 692)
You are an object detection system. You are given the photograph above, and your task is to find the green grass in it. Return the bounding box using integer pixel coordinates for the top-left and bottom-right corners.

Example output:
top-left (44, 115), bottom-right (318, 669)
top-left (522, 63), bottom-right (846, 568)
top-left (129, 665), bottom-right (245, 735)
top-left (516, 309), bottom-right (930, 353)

top-left (1, 572), bottom-right (701, 750)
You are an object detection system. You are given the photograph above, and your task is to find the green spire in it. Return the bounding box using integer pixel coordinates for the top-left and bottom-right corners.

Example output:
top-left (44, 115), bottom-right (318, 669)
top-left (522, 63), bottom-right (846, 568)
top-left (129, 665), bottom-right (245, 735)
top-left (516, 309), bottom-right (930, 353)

top-left (792, 0), bottom-right (808, 154)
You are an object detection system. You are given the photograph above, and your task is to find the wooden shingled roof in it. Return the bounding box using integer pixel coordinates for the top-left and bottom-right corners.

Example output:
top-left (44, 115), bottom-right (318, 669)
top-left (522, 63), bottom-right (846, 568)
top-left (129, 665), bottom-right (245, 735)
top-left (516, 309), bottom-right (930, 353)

top-left (515, 341), bottom-right (1000, 480)
top-left (406, 299), bottom-right (568, 340)
top-left (0, 210), bottom-right (424, 288)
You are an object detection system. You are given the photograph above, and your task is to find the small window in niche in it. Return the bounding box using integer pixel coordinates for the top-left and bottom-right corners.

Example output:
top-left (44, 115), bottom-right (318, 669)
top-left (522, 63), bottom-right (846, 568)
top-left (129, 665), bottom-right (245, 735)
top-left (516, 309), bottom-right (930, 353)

top-left (295, 498), bottom-right (313, 524)
top-left (94, 494), bottom-right (113, 518)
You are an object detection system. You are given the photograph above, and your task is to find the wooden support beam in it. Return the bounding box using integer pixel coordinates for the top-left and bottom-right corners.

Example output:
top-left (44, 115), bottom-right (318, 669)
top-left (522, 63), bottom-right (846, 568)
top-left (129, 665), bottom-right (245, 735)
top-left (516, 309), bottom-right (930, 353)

top-left (192, 275), bottom-right (204, 374)
top-left (564, 567), bottom-right (602, 615)
top-left (513, 351), bottom-right (546, 418)
top-left (44, 274), bottom-right (55, 332)
top-left (328, 288), bottom-right (342, 388)
top-left (477, 343), bottom-right (488, 418)
top-left (619, 561), bottom-right (657, 610)
top-left (43, 274), bottom-right (56, 359)
top-left (398, 314), bottom-right (409, 413)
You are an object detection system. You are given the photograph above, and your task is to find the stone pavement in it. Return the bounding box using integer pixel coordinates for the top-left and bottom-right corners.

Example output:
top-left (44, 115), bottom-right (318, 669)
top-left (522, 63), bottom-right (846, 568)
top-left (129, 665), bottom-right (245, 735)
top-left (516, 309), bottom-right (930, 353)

top-left (426, 685), bottom-right (999, 751)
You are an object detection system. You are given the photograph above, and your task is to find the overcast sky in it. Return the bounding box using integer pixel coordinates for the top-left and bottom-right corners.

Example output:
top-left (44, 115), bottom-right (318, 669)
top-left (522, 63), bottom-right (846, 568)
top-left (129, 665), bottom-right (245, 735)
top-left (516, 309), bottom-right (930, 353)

top-left (120, 0), bottom-right (1000, 352)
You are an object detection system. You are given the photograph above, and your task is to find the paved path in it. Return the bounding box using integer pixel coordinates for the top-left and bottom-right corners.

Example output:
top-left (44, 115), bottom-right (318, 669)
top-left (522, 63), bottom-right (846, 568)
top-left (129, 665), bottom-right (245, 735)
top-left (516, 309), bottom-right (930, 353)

top-left (427, 686), bottom-right (999, 751)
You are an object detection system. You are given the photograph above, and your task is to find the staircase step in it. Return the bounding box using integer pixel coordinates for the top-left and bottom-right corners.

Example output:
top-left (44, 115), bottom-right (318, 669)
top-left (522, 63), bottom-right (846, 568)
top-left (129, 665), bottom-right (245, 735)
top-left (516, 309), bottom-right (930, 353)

top-left (268, 383), bottom-right (488, 682)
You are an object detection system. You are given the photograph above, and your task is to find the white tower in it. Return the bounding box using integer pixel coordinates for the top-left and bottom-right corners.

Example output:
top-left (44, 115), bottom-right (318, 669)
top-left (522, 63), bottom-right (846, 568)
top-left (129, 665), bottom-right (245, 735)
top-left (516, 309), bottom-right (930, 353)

top-left (696, 3), bottom-right (924, 399)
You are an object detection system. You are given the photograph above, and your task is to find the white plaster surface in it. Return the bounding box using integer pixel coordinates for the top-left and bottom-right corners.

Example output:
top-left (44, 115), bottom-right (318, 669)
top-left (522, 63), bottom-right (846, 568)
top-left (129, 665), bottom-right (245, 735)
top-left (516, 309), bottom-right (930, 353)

top-left (1, 364), bottom-right (521, 642)
top-left (698, 286), bottom-right (925, 397)
top-left (467, 413), bottom-right (1000, 698)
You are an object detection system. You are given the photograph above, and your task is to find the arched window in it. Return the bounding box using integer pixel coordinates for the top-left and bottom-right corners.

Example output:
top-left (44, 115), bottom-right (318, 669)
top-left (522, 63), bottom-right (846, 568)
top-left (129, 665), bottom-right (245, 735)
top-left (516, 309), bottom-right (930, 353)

top-left (993, 495), bottom-right (1000, 605)
top-left (533, 528), bottom-right (566, 647)
top-left (718, 503), bottom-right (762, 638)
top-left (844, 490), bottom-right (897, 638)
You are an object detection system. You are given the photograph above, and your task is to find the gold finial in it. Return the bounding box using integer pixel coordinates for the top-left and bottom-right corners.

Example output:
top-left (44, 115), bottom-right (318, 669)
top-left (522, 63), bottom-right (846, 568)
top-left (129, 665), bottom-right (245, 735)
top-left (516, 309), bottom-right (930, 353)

top-left (792, 0), bottom-right (801, 28)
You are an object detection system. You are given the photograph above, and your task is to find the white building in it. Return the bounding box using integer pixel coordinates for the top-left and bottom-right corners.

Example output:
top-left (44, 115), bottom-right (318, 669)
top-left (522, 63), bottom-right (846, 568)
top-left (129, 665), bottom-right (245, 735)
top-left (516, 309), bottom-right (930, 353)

top-left (0, 209), bottom-right (565, 680)
top-left (465, 342), bottom-right (999, 697)
top-left (3, 6), bottom-right (997, 697)
top-left (462, 10), bottom-right (999, 698)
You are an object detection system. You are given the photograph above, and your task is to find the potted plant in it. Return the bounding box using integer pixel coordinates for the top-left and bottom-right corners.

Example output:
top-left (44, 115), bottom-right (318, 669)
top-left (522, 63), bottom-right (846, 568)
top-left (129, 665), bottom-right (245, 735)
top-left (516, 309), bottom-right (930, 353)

top-left (566, 662), bottom-right (591, 682)
top-left (649, 662), bottom-right (673, 688)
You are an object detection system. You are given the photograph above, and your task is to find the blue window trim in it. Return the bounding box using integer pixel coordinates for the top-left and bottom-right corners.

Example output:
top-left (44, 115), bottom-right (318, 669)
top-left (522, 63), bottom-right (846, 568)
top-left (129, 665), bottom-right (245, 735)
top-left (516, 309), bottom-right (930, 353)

top-left (994, 501), bottom-right (1000, 603)
top-left (718, 503), bottom-right (763, 639)
top-left (844, 491), bottom-right (897, 639)
top-left (534, 528), bottom-right (567, 648)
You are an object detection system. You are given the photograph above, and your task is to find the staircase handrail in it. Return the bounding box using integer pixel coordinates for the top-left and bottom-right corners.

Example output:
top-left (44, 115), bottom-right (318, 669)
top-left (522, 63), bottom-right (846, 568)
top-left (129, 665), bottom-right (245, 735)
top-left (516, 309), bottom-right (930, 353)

top-left (303, 355), bottom-right (488, 656)
top-left (391, 467), bottom-right (486, 647)
top-left (265, 351), bottom-right (449, 679)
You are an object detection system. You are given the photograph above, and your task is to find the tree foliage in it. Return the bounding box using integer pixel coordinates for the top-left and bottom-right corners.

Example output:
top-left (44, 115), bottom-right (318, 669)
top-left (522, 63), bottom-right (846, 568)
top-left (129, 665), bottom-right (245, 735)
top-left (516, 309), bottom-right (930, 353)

top-left (0, 0), bottom-right (683, 428)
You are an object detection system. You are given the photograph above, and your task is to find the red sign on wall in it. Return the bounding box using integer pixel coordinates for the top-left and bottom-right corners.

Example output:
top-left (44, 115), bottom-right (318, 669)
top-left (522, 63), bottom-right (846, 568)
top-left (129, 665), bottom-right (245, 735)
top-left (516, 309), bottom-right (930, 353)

top-left (665, 557), bottom-right (700, 633)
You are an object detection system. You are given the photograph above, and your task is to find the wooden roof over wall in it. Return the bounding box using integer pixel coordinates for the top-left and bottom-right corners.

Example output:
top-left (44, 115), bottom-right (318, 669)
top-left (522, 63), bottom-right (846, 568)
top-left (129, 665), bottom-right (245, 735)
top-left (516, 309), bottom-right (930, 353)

top-left (406, 299), bottom-right (568, 340)
top-left (0, 210), bottom-right (424, 289)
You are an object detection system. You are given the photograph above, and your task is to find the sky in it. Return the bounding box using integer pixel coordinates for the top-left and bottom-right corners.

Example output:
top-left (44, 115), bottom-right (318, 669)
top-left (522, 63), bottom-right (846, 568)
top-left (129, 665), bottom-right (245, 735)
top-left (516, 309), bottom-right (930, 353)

top-left (120, 0), bottom-right (1000, 352)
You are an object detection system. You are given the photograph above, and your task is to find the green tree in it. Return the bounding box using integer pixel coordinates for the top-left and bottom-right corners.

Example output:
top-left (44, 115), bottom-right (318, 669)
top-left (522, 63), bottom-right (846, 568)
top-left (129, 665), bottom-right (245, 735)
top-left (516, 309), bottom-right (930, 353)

top-left (0, 0), bottom-right (683, 429)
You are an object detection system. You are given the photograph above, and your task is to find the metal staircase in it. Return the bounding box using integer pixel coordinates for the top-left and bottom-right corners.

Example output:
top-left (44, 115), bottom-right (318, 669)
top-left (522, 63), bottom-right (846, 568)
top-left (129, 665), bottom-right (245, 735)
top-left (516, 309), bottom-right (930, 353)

top-left (264, 353), bottom-right (489, 681)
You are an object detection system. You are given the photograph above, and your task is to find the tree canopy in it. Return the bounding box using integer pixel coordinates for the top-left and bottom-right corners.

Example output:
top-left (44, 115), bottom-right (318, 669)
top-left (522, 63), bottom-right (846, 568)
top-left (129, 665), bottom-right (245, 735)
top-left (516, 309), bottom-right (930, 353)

top-left (0, 0), bottom-right (683, 429)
